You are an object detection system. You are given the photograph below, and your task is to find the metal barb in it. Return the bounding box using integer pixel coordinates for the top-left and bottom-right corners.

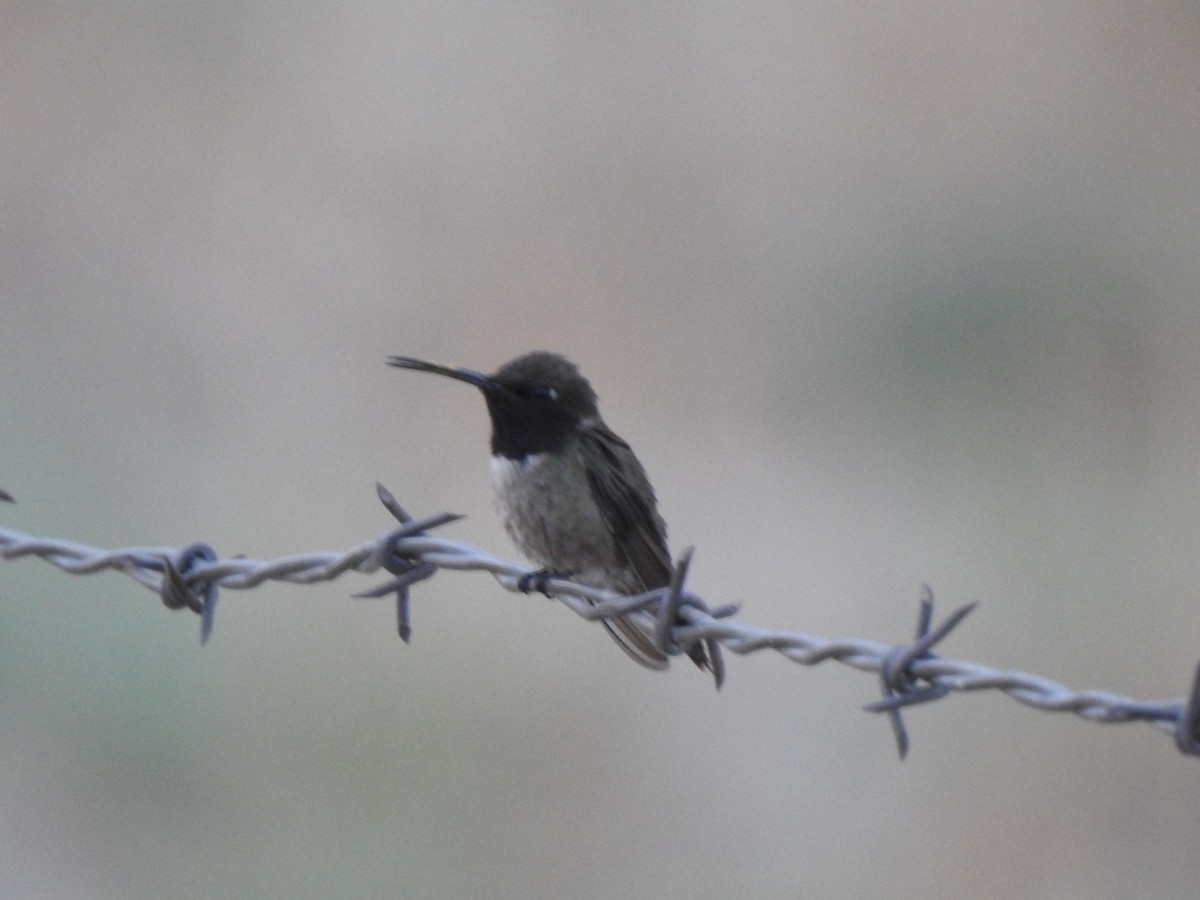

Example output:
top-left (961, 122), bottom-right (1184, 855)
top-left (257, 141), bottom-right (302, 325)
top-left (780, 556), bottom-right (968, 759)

top-left (649, 547), bottom-right (725, 689)
top-left (159, 557), bottom-right (192, 611)
top-left (159, 543), bottom-right (220, 644)
top-left (396, 591), bottom-right (412, 643)
top-left (364, 485), bottom-right (464, 643)
top-left (1175, 660), bottom-right (1200, 756)
top-left (375, 481), bottom-right (412, 523)
top-left (354, 559), bottom-right (436, 640)
top-left (352, 563), bottom-right (437, 599)
top-left (870, 588), bottom-right (979, 759)
top-left (655, 546), bottom-right (692, 655)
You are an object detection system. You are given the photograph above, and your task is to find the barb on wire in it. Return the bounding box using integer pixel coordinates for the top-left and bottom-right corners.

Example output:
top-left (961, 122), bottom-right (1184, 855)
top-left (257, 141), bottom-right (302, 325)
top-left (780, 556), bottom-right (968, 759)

top-left (354, 483), bottom-right (463, 643)
top-left (160, 543), bottom-right (221, 642)
top-left (1174, 662), bottom-right (1200, 756)
top-left (865, 587), bottom-right (979, 759)
top-left (0, 483), bottom-right (1197, 759)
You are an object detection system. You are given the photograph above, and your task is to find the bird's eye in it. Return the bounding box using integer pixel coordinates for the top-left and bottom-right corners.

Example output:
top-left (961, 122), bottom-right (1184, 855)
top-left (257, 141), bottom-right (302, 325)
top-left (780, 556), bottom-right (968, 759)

top-left (528, 385), bottom-right (558, 401)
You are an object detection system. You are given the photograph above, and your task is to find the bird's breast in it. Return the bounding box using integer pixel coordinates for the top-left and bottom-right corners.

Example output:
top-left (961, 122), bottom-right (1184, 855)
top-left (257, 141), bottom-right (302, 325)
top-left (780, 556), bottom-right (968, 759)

top-left (489, 452), bottom-right (615, 574)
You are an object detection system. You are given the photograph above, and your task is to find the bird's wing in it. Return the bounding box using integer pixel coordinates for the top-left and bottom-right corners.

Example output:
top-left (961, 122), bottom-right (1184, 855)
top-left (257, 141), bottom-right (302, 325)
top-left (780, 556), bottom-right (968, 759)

top-left (579, 423), bottom-right (671, 670)
top-left (580, 422), bottom-right (673, 592)
top-left (582, 421), bottom-right (719, 681)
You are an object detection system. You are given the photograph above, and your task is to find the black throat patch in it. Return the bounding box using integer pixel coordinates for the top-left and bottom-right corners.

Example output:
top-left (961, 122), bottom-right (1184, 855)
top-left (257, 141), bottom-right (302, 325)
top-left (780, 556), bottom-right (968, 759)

top-left (485, 395), bottom-right (577, 460)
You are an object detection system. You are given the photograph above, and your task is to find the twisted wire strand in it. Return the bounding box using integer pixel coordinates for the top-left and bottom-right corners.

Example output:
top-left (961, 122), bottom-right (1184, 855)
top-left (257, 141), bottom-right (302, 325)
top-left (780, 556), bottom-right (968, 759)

top-left (1, 485), bottom-right (1196, 758)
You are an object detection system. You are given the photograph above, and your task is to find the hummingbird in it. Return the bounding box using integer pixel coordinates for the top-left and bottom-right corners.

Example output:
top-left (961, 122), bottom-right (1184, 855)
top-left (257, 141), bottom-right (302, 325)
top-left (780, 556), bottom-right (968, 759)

top-left (388, 351), bottom-right (721, 686)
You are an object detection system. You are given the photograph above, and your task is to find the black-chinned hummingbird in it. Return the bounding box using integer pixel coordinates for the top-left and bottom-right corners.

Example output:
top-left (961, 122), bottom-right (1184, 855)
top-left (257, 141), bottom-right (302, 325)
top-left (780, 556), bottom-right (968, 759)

top-left (388, 350), bottom-right (720, 685)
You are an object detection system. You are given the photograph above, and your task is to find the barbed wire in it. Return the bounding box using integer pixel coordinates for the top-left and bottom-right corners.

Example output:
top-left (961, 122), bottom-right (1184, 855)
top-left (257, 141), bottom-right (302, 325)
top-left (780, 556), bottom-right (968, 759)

top-left (2, 482), bottom-right (1198, 759)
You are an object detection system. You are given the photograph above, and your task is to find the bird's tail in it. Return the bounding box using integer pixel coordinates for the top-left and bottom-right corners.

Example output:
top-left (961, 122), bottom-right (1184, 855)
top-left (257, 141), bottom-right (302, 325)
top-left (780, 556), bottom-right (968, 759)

top-left (601, 610), bottom-right (724, 690)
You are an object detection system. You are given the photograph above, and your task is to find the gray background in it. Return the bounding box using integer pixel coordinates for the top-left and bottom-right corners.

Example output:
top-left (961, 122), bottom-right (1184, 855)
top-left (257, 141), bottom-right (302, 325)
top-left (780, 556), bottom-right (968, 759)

top-left (3, 3), bottom-right (1199, 898)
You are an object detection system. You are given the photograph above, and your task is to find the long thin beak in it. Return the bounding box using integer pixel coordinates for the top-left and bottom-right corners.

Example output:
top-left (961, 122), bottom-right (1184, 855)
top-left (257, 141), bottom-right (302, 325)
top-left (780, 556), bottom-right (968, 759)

top-left (387, 356), bottom-right (498, 392)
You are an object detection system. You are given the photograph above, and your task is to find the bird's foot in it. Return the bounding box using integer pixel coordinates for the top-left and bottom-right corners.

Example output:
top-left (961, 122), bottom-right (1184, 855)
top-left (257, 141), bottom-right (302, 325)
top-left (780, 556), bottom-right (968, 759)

top-left (517, 568), bottom-right (573, 597)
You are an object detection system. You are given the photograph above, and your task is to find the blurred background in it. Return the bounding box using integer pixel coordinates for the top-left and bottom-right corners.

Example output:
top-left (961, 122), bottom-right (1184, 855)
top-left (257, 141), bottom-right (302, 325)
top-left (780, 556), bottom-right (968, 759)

top-left (2, 2), bottom-right (1200, 897)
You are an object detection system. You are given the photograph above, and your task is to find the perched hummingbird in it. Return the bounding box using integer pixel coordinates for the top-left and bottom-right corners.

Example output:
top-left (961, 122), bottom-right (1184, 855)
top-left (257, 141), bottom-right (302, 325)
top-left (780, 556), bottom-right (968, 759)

top-left (388, 351), bottom-right (721, 685)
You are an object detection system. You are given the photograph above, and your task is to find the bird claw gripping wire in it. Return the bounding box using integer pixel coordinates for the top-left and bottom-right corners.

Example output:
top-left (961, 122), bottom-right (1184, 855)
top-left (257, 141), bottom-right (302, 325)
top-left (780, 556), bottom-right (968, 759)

top-left (865, 586), bottom-right (978, 759)
top-left (353, 482), bottom-right (463, 643)
top-left (516, 568), bottom-right (573, 596)
top-left (159, 543), bottom-right (220, 644)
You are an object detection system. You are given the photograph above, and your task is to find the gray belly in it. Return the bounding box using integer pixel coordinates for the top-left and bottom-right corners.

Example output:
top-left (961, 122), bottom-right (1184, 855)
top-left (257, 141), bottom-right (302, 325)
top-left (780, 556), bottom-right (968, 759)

top-left (489, 453), bottom-right (621, 583)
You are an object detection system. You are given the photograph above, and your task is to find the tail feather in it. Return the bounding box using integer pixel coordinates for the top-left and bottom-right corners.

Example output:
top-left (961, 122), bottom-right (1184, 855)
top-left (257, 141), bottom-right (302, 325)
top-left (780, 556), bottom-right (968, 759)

top-left (600, 614), bottom-right (669, 670)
